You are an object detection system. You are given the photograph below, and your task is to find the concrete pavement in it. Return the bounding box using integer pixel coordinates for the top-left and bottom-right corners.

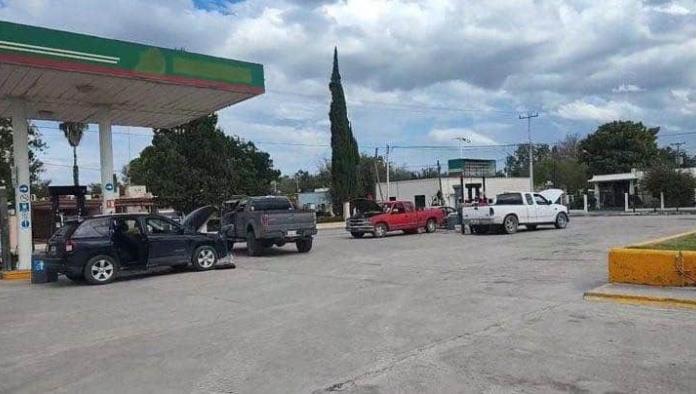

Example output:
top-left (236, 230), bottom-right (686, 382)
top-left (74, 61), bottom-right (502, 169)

top-left (1, 216), bottom-right (695, 393)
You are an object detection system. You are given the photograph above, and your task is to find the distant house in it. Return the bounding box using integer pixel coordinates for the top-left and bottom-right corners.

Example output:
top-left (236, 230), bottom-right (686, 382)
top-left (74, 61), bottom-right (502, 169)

top-left (298, 188), bottom-right (333, 216)
top-left (588, 168), bottom-right (696, 208)
top-left (376, 175), bottom-right (530, 208)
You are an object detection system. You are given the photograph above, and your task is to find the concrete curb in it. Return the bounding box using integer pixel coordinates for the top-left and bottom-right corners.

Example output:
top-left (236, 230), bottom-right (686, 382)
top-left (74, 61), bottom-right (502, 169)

top-left (608, 230), bottom-right (696, 286)
top-left (584, 284), bottom-right (696, 310)
top-left (0, 270), bottom-right (31, 281)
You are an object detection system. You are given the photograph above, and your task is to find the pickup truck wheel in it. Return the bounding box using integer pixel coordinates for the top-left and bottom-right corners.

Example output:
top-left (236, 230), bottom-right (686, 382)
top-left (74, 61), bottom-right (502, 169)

top-left (192, 246), bottom-right (217, 271)
top-left (554, 212), bottom-right (569, 229)
top-left (373, 223), bottom-right (388, 238)
top-left (83, 255), bottom-right (118, 285)
top-left (351, 232), bottom-right (365, 239)
top-left (425, 218), bottom-right (437, 233)
top-left (296, 238), bottom-right (313, 253)
top-left (246, 231), bottom-right (263, 256)
top-left (502, 215), bottom-right (519, 234)
top-left (470, 225), bottom-right (482, 235)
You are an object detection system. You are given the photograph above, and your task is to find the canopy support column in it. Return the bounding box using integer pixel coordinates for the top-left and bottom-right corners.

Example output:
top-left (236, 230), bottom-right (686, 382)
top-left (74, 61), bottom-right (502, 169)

top-left (10, 99), bottom-right (32, 270)
top-left (98, 110), bottom-right (115, 214)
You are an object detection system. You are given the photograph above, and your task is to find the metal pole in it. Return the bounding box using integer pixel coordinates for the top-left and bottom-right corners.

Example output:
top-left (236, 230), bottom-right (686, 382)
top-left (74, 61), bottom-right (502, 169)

top-left (0, 187), bottom-right (11, 271)
top-left (519, 112), bottom-right (538, 192)
top-left (437, 160), bottom-right (443, 205)
top-left (385, 144), bottom-right (390, 201)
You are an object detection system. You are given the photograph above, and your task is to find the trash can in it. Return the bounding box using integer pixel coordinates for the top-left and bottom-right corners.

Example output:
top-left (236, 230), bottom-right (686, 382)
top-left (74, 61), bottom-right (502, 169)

top-left (31, 255), bottom-right (58, 284)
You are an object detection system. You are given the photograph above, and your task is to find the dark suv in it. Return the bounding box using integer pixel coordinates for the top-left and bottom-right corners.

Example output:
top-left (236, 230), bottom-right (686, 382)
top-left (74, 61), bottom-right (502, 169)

top-left (43, 213), bottom-right (232, 285)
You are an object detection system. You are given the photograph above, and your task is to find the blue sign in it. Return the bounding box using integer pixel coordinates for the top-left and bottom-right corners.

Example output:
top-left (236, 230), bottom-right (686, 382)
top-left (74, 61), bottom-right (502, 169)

top-left (105, 183), bottom-right (114, 192)
top-left (21, 219), bottom-right (30, 229)
top-left (19, 202), bottom-right (29, 212)
top-left (19, 184), bottom-right (29, 193)
top-left (33, 259), bottom-right (44, 272)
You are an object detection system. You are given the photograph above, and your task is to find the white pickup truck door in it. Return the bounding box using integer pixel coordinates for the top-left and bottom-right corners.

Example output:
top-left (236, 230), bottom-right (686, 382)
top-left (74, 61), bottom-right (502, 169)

top-left (520, 193), bottom-right (536, 223)
top-left (533, 193), bottom-right (555, 222)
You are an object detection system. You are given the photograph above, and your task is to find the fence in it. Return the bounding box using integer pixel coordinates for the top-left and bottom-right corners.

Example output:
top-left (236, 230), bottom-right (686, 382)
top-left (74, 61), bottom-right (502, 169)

top-left (566, 191), bottom-right (696, 213)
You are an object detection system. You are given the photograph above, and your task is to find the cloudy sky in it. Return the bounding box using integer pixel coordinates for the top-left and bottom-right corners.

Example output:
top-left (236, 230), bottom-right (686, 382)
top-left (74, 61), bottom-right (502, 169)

top-left (2, 0), bottom-right (696, 185)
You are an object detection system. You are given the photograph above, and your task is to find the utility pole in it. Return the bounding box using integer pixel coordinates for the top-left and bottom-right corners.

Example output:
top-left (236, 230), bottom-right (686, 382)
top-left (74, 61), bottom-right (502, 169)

top-left (385, 144), bottom-right (391, 201)
top-left (374, 148), bottom-right (384, 201)
top-left (519, 112), bottom-right (539, 191)
top-left (436, 160), bottom-right (443, 205)
top-left (670, 142), bottom-right (686, 167)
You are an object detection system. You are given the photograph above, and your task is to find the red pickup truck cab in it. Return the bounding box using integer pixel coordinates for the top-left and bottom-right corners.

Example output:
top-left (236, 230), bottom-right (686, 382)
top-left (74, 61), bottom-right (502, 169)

top-left (346, 199), bottom-right (445, 238)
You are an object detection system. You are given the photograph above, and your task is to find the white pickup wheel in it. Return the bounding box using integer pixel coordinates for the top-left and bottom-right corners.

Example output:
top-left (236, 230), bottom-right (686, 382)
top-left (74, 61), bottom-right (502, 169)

top-left (502, 215), bottom-right (519, 234)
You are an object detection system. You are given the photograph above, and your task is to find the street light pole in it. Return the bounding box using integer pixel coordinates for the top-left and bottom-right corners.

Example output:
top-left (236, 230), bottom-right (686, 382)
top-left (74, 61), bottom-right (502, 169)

top-left (519, 112), bottom-right (539, 192)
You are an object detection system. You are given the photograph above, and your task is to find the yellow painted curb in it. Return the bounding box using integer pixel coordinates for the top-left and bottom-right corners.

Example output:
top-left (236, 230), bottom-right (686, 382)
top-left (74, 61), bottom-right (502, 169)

top-left (609, 248), bottom-right (696, 286)
top-left (584, 292), bottom-right (696, 310)
top-left (0, 270), bottom-right (31, 281)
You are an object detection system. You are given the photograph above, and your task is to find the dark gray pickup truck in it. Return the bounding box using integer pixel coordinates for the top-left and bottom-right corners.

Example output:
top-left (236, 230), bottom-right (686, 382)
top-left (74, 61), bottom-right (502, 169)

top-left (220, 196), bottom-right (317, 256)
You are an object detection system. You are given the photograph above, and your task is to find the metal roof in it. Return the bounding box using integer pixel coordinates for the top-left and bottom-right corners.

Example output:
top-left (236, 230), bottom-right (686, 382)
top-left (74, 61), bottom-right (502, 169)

top-left (0, 21), bottom-right (264, 127)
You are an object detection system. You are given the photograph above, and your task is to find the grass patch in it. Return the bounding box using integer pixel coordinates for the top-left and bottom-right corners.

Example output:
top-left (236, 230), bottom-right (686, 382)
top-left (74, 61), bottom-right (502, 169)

top-left (632, 233), bottom-right (696, 251)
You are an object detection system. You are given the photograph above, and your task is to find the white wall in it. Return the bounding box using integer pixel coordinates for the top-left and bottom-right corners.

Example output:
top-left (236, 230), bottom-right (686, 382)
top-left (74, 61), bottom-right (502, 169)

top-left (376, 176), bottom-right (530, 207)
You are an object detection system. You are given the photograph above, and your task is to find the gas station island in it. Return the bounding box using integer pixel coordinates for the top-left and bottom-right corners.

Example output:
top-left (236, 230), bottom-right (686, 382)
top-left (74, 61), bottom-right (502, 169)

top-left (0, 20), bottom-right (264, 272)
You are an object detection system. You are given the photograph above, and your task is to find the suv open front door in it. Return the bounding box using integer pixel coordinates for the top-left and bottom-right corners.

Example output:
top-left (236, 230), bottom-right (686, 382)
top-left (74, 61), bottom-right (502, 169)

top-left (111, 217), bottom-right (148, 270)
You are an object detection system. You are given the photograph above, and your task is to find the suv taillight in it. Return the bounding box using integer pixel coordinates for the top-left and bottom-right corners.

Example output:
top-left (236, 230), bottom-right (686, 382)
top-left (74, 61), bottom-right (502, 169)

top-left (65, 239), bottom-right (75, 252)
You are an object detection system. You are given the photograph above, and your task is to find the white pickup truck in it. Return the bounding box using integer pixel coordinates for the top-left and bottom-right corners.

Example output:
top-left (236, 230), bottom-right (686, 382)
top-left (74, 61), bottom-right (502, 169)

top-left (461, 189), bottom-right (569, 234)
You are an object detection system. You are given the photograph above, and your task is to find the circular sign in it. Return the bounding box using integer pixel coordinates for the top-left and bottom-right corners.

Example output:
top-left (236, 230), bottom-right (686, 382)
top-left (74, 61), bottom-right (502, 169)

top-left (105, 183), bottom-right (114, 192)
top-left (19, 184), bottom-right (29, 193)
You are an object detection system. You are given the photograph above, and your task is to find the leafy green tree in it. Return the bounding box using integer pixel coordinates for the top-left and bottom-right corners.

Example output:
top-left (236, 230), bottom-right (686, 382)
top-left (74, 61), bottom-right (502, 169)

top-left (579, 121), bottom-right (659, 175)
top-left (642, 162), bottom-right (696, 207)
top-left (0, 118), bottom-right (46, 204)
top-left (504, 143), bottom-right (552, 182)
top-left (127, 114), bottom-right (279, 213)
top-left (329, 47), bottom-right (361, 213)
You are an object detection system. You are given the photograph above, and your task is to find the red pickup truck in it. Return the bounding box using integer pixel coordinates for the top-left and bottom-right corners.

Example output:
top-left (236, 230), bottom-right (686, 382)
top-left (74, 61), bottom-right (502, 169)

top-left (345, 199), bottom-right (445, 238)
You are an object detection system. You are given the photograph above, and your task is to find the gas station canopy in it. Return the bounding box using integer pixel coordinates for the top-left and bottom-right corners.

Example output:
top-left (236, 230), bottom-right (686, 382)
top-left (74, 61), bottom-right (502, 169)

top-left (0, 20), bottom-right (265, 272)
top-left (0, 20), bottom-right (264, 127)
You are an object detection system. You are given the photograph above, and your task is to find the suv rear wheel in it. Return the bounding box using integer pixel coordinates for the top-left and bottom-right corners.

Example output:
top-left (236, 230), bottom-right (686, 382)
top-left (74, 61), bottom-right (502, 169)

top-left (84, 255), bottom-right (118, 285)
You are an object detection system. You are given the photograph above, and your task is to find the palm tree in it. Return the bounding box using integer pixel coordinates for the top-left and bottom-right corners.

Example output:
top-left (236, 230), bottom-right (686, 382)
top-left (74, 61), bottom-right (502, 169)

top-left (59, 122), bottom-right (87, 187)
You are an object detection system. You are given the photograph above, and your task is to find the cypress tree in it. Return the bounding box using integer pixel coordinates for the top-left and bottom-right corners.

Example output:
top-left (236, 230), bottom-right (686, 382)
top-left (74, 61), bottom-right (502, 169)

top-left (329, 47), bottom-right (361, 215)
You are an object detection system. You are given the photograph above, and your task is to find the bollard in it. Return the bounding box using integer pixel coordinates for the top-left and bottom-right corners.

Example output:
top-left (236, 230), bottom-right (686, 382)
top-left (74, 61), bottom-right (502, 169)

top-left (583, 194), bottom-right (588, 213)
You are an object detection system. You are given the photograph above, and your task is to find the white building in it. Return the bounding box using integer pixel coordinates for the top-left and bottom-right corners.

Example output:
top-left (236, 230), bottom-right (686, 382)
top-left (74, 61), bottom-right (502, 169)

top-left (376, 176), bottom-right (530, 208)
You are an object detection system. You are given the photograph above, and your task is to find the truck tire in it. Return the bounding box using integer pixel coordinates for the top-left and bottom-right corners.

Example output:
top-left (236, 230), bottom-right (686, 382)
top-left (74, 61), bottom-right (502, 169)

top-left (425, 218), bottom-right (437, 233)
top-left (351, 232), bottom-right (365, 239)
top-left (296, 238), bottom-right (313, 253)
top-left (554, 212), bottom-right (569, 229)
top-left (502, 215), bottom-right (519, 234)
top-left (191, 245), bottom-right (217, 271)
top-left (83, 255), bottom-right (118, 285)
top-left (373, 223), bottom-right (388, 238)
top-left (247, 231), bottom-right (263, 256)
top-left (470, 225), bottom-right (482, 235)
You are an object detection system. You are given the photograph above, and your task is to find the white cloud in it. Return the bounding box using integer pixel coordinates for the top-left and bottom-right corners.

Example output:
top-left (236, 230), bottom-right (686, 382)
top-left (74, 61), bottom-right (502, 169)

top-left (556, 99), bottom-right (641, 122)
top-left (2, 0), bottom-right (696, 180)
top-left (612, 84), bottom-right (644, 93)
